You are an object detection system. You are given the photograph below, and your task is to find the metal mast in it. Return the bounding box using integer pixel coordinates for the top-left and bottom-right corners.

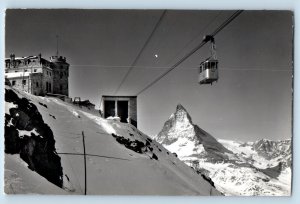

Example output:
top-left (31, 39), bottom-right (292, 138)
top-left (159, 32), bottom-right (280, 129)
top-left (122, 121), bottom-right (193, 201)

top-left (56, 35), bottom-right (59, 56)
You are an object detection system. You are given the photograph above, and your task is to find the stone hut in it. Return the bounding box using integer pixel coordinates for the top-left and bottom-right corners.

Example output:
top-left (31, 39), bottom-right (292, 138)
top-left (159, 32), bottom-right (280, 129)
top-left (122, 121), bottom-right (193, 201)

top-left (100, 95), bottom-right (137, 127)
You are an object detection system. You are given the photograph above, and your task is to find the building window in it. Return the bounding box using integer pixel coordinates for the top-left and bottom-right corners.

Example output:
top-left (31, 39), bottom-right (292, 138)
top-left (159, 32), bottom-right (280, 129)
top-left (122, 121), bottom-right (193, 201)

top-left (36, 82), bottom-right (39, 87)
top-left (12, 80), bottom-right (16, 86)
top-left (34, 69), bottom-right (37, 72)
top-left (24, 69), bottom-right (27, 72)
top-left (49, 72), bottom-right (51, 76)
top-left (22, 80), bottom-right (26, 85)
top-left (47, 71), bottom-right (49, 75)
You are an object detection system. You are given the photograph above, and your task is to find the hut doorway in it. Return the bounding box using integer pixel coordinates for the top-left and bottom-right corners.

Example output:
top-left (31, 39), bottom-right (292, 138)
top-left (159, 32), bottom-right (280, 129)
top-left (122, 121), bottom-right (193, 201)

top-left (104, 100), bottom-right (115, 118)
top-left (117, 101), bottom-right (128, 123)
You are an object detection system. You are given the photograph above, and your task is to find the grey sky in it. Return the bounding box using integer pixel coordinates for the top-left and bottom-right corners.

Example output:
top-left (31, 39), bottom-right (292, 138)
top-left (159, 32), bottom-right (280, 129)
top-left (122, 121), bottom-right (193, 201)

top-left (5, 9), bottom-right (293, 142)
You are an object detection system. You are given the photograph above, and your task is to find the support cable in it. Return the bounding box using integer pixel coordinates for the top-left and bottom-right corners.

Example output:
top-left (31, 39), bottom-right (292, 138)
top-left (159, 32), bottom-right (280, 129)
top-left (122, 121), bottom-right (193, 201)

top-left (113, 10), bottom-right (167, 95)
top-left (136, 10), bottom-right (243, 96)
top-left (166, 11), bottom-right (223, 66)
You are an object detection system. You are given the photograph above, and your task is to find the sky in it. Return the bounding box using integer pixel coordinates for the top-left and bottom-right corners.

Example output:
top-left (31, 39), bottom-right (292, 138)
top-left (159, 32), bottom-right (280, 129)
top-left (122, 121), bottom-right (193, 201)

top-left (5, 9), bottom-right (293, 142)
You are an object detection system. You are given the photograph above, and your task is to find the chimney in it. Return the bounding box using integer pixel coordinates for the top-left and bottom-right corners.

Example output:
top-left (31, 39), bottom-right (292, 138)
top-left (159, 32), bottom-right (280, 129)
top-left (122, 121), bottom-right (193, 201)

top-left (38, 53), bottom-right (42, 64)
top-left (10, 54), bottom-right (15, 61)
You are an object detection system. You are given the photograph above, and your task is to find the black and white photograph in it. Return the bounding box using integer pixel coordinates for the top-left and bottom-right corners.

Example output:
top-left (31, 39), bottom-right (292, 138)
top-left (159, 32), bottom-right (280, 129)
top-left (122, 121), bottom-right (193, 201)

top-left (4, 9), bottom-right (293, 196)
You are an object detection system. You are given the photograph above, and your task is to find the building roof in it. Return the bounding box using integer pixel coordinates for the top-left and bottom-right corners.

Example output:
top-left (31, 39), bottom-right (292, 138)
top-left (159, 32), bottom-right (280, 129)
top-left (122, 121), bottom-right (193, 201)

top-left (102, 95), bottom-right (137, 99)
top-left (6, 54), bottom-right (69, 66)
top-left (5, 72), bottom-right (31, 78)
top-left (5, 56), bottom-right (38, 61)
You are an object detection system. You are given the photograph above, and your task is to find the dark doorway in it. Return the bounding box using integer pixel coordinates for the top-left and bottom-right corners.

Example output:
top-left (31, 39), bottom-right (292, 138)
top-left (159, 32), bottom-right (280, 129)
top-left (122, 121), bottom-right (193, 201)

top-left (104, 100), bottom-right (115, 118)
top-left (117, 101), bottom-right (128, 123)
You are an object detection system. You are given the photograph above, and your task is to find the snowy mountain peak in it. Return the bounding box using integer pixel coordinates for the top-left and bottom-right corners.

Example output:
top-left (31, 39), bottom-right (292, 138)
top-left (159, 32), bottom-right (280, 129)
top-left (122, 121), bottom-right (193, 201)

top-left (155, 104), bottom-right (195, 145)
top-left (174, 104), bottom-right (193, 125)
top-left (155, 104), bottom-right (231, 159)
top-left (251, 139), bottom-right (292, 165)
top-left (176, 103), bottom-right (187, 113)
top-left (155, 104), bottom-right (291, 196)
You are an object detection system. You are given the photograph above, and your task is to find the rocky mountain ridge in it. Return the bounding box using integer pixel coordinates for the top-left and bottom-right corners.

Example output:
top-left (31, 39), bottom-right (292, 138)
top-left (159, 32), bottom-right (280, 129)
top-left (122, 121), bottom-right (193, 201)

top-left (154, 104), bottom-right (292, 196)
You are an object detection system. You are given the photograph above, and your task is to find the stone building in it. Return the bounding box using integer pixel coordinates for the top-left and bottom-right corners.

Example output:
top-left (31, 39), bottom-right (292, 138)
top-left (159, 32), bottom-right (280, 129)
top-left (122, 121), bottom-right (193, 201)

top-left (5, 53), bottom-right (69, 96)
top-left (100, 95), bottom-right (137, 127)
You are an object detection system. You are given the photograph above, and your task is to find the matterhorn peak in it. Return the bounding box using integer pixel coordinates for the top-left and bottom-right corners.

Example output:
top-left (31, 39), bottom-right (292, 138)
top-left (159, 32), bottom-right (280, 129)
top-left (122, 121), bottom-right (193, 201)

top-left (174, 104), bottom-right (193, 125)
top-left (155, 104), bottom-right (194, 144)
top-left (176, 103), bottom-right (186, 111)
top-left (155, 104), bottom-right (291, 196)
top-left (175, 104), bottom-right (190, 118)
top-left (156, 103), bottom-right (231, 155)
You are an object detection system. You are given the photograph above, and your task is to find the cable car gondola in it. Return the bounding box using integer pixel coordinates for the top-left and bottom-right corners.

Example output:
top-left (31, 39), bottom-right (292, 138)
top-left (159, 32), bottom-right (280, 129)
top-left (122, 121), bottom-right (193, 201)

top-left (198, 35), bottom-right (218, 85)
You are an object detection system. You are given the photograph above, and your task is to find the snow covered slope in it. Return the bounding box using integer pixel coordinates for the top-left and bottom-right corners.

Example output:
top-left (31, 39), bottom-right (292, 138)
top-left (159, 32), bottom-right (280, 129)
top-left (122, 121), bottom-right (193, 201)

top-left (155, 104), bottom-right (292, 196)
top-left (5, 154), bottom-right (68, 194)
top-left (4, 87), bottom-right (221, 195)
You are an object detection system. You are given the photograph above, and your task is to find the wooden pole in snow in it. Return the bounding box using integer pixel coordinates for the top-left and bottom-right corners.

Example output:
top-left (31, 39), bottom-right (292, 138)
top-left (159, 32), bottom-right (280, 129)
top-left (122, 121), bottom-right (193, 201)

top-left (82, 131), bottom-right (87, 195)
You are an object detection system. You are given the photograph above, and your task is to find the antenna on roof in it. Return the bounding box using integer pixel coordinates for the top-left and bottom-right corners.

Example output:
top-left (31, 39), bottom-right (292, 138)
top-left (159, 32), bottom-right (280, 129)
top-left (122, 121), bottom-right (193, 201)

top-left (56, 35), bottom-right (59, 56)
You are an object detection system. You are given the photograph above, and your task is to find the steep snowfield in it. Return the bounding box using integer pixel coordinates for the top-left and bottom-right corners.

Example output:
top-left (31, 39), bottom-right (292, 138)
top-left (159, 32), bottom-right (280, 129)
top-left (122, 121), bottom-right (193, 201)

top-left (4, 87), bottom-right (221, 195)
top-left (5, 154), bottom-right (68, 194)
top-left (155, 104), bottom-right (292, 196)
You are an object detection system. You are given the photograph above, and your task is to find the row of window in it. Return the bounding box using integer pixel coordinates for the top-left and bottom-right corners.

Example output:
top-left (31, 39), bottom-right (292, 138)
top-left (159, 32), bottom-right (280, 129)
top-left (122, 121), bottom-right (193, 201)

top-left (10, 79), bottom-right (66, 93)
top-left (199, 61), bottom-right (218, 72)
top-left (5, 60), bottom-right (40, 68)
top-left (11, 79), bottom-right (26, 86)
top-left (46, 70), bottom-right (52, 76)
top-left (6, 68), bottom-right (38, 73)
top-left (56, 71), bottom-right (68, 79)
top-left (24, 69), bottom-right (38, 73)
top-left (6, 69), bottom-right (67, 78)
top-left (36, 81), bottom-right (52, 92)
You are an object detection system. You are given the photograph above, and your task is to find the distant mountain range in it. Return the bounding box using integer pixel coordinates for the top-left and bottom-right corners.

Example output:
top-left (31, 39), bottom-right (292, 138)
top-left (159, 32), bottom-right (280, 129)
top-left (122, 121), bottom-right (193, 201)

top-left (154, 104), bottom-right (292, 196)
